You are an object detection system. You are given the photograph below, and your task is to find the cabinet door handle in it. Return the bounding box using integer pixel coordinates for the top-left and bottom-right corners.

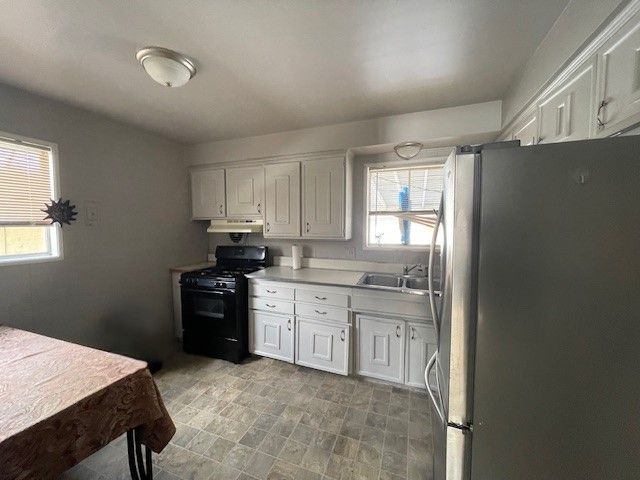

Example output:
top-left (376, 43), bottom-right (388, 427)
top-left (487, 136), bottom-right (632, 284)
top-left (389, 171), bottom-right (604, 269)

top-left (396, 325), bottom-right (401, 338)
top-left (314, 296), bottom-right (327, 301)
top-left (219, 204), bottom-right (224, 215)
top-left (287, 318), bottom-right (292, 331)
top-left (306, 222), bottom-right (310, 233)
top-left (314, 310), bottom-right (327, 315)
top-left (266, 303), bottom-right (276, 308)
top-left (410, 327), bottom-right (415, 340)
top-left (340, 330), bottom-right (345, 341)
top-left (257, 202), bottom-right (262, 214)
top-left (266, 289), bottom-right (277, 294)
top-left (597, 99), bottom-right (608, 128)
top-left (266, 222), bottom-right (270, 232)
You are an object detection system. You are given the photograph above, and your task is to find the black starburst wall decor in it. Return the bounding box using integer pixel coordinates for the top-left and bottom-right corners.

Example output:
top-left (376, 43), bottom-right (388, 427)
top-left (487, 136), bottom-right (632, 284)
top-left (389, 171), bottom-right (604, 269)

top-left (42, 198), bottom-right (78, 227)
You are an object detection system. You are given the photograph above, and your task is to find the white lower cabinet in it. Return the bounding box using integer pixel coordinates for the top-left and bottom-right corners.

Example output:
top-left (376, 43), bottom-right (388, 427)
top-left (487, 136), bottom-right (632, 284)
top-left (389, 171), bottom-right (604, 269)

top-left (295, 318), bottom-right (349, 376)
top-left (249, 310), bottom-right (294, 363)
top-left (405, 323), bottom-right (437, 388)
top-left (250, 280), bottom-right (435, 388)
top-left (356, 315), bottom-right (405, 384)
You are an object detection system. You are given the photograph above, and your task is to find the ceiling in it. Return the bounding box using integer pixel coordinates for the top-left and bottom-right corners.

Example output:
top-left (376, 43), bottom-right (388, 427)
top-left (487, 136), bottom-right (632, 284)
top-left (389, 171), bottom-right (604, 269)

top-left (0, 1), bottom-right (569, 144)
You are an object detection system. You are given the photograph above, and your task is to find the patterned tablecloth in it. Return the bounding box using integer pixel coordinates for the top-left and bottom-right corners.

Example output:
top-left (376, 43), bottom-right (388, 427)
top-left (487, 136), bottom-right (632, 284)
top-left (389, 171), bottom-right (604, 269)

top-left (0, 326), bottom-right (175, 480)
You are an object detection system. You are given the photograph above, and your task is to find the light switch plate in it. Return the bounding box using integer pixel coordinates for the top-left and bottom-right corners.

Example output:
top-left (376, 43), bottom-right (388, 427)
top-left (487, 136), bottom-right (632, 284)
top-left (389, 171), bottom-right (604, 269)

top-left (85, 201), bottom-right (99, 226)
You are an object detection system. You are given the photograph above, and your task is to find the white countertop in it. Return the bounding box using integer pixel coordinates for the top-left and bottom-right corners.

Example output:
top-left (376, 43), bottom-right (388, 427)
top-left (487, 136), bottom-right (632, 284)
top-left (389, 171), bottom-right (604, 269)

top-left (246, 266), bottom-right (365, 287)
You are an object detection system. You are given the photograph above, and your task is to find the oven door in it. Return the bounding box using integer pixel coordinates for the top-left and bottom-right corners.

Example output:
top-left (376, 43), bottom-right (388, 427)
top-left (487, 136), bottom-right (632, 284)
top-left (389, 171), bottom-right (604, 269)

top-left (181, 288), bottom-right (238, 339)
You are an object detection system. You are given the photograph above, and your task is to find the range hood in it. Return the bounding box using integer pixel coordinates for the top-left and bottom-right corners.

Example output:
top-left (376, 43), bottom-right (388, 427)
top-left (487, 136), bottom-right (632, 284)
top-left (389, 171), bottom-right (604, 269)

top-left (207, 218), bottom-right (264, 233)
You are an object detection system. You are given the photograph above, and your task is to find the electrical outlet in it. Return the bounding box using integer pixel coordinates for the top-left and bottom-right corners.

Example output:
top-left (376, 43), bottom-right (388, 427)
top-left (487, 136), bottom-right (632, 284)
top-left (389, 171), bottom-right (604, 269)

top-left (345, 247), bottom-right (356, 258)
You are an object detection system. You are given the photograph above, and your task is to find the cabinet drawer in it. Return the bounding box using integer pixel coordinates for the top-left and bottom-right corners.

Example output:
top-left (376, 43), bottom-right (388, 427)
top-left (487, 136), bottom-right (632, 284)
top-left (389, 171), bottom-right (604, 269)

top-left (250, 297), bottom-right (294, 315)
top-left (295, 302), bottom-right (349, 323)
top-left (252, 284), bottom-right (295, 301)
top-left (296, 289), bottom-right (348, 307)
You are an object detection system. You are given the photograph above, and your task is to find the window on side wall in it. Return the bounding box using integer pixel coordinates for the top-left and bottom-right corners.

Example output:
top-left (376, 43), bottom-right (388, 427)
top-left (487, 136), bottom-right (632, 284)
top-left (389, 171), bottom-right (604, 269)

top-left (365, 161), bottom-right (444, 249)
top-left (0, 133), bottom-right (61, 265)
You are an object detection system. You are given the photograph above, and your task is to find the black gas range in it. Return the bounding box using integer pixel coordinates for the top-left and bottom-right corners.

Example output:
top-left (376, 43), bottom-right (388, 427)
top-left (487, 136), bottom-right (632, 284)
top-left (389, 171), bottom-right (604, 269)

top-left (180, 246), bottom-right (267, 363)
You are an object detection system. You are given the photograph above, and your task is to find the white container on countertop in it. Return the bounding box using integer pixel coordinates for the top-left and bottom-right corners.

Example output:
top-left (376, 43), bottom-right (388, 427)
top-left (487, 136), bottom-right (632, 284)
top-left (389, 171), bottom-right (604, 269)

top-left (292, 244), bottom-right (302, 270)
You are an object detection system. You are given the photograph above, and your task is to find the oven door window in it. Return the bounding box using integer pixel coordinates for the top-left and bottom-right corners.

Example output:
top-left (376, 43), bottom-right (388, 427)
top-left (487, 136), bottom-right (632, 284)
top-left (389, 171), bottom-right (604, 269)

top-left (182, 289), bottom-right (237, 339)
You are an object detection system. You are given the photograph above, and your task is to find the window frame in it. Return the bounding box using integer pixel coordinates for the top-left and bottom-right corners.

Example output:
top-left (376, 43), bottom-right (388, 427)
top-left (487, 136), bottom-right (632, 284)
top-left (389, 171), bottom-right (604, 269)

top-left (0, 130), bottom-right (63, 266)
top-left (363, 154), bottom-right (447, 251)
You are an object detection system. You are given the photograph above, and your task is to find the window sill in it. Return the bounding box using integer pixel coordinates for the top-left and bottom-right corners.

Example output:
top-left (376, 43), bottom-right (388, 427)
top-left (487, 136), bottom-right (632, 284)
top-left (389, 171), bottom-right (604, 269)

top-left (0, 253), bottom-right (63, 267)
top-left (363, 244), bottom-right (436, 252)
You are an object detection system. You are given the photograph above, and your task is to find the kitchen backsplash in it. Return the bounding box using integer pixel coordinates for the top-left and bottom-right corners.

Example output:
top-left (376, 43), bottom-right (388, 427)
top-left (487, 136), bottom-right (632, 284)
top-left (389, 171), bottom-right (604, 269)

top-left (208, 233), bottom-right (429, 265)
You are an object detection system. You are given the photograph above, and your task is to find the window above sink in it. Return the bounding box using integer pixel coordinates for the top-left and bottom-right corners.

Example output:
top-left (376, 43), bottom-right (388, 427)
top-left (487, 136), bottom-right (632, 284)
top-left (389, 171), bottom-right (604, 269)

top-left (364, 156), bottom-right (445, 250)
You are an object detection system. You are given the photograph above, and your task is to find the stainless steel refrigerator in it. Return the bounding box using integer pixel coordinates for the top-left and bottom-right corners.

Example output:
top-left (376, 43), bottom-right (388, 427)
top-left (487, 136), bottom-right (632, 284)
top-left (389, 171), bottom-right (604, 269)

top-left (426, 137), bottom-right (640, 480)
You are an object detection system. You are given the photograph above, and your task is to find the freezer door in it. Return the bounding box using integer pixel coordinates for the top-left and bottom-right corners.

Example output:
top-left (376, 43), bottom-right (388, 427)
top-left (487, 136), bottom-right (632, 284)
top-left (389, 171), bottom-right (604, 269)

top-left (471, 137), bottom-right (640, 479)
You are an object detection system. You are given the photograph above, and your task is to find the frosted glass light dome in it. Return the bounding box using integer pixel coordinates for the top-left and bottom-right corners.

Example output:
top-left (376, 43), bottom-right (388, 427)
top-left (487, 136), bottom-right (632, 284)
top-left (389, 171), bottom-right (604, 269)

top-left (136, 47), bottom-right (196, 88)
top-left (394, 141), bottom-right (423, 159)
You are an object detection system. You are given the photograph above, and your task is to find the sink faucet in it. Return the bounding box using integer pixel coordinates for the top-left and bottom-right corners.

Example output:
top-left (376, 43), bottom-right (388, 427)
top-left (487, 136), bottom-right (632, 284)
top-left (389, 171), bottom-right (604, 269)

top-left (403, 263), bottom-right (424, 275)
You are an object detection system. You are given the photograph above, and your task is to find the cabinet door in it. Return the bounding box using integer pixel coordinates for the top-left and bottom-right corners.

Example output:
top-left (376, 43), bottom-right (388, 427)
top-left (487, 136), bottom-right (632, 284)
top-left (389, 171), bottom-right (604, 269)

top-left (405, 323), bottom-right (437, 388)
top-left (596, 13), bottom-right (640, 137)
top-left (538, 59), bottom-right (596, 144)
top-left (295, 318), bottom-right (349, 375)
top-left (510, 113), bottom-right (539, 146)
top-left (191, 169), bottom-right (225, 219)
top-left (264, 162), bottom-right (300, 237)
top-left (356, 315), bottom-right (405, 383)
top-left (302, 157), bottom-right (344, 238)
top-left (226, 166), bottom-right (264, 217)
top-left (249, 310), bottom-right (294, 363)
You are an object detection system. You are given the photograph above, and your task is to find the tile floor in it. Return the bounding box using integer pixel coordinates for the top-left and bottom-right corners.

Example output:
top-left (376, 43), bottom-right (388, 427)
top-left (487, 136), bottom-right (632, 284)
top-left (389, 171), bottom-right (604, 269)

top-left (60, 352), bottom-right (433, 480)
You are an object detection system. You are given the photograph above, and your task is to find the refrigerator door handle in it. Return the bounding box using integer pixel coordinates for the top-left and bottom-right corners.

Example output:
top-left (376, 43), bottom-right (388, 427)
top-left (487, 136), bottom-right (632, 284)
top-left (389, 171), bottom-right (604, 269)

top-left (425, 351), bottom-right (445, 424)
top-left (428, 194), bottom-right (444, 340)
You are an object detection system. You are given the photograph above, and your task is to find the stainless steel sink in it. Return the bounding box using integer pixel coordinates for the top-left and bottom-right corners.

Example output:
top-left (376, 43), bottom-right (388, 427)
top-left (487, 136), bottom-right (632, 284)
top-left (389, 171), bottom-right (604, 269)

top-left (358, 273), bottom-right (403, 288)
top-left (356, 272), bottom-right (435, 295)
top-left (404, 276), bottom-right (430, 290)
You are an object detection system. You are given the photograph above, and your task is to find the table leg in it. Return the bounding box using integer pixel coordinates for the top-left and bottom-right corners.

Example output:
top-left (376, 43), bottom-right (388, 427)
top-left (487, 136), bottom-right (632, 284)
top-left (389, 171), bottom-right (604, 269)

top-left (127, 427), bottom-right (153, 480)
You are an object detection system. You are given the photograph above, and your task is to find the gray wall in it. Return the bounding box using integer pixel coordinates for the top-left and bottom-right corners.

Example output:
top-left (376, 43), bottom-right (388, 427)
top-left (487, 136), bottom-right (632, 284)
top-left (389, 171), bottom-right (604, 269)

top-left (208, 150), bottom-right (445, 267)
top-left (0, 83), bottom-right (208, 361)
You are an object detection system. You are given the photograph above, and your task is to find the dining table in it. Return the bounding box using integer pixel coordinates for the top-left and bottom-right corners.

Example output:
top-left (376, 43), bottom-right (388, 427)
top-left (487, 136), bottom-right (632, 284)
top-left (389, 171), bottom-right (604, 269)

top-left (0, 326), bottom-right (175, 480)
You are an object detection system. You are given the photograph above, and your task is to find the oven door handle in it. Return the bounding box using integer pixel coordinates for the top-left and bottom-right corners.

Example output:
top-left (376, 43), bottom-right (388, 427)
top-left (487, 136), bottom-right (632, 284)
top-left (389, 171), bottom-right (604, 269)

top-left (181, 288), bottom-right (235, 296)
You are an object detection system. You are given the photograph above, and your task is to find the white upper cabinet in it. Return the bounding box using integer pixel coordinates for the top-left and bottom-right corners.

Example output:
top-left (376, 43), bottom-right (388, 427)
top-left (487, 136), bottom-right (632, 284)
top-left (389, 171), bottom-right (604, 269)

top-left (225, 166), bottom-right (264, 217)
top-left (509, 113), bottom-right (539, 146)
top-left (538, 59), bottom-right (596, 144)
top-left (302, 156), bottom-right (345, 238)
top-left (596, 11), bottom-right (640, 137)
top-left (191, 168), bottom-right (225, 219)
top-left (501, 4), bottom-right (640, 142)
top-left (189, 154), bottom-right (351, 238)
top-left (264, 162), bottom-right (300, 237)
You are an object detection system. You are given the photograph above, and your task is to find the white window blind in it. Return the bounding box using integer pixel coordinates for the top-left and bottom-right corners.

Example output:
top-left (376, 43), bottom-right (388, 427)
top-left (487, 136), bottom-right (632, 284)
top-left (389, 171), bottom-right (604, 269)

top-left (369, 164), bottom-right (443, 227)
top-left (0, 138), bottom-right (54, 226)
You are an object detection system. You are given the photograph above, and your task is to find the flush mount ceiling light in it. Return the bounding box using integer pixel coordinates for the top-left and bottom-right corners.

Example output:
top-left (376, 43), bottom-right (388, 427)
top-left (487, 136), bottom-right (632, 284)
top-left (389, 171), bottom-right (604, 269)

top-left (135, 46), bottom-right (196, 87)
top-left (394, 141), bottom-right (423, 160)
